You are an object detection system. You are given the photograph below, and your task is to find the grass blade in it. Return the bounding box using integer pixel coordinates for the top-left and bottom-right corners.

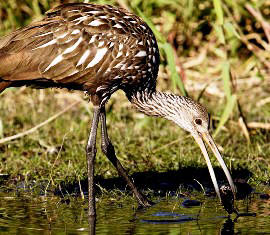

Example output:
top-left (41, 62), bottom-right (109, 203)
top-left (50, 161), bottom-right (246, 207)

top-left (222, 61), bottom-right (232, 100)
top-left (136, 7), bottom-right (166, 43)
top-left (162, 43), bottom-right (187, 96)
top-left (136, 7), bottom-right (187, 96)
top-left (213, 24), bottom-right (225, 44)
top-left (213, 61), bottom-right (235, 136)
top-left (0, 119), bottom-right (3, 138)
top-left (214, 94), bottom-right (237, 137)
top-left (213, 0), bottom-right (224, 25)
top-left (224, 22), bottom-right (240, 39)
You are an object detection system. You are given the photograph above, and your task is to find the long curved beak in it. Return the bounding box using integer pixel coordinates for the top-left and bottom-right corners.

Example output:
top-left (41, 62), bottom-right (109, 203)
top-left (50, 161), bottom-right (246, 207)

top-left (193, 132), bottom-right (236, 201)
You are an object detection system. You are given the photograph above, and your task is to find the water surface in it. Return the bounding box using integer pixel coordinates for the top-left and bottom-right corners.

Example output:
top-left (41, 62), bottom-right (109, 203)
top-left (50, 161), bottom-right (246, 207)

top-left (0, 190), bottom-right (269, 234)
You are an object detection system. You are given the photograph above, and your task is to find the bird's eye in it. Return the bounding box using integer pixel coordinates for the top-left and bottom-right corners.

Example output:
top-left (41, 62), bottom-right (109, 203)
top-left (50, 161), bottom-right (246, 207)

top-left (195, 118), bottom-right (202, 125)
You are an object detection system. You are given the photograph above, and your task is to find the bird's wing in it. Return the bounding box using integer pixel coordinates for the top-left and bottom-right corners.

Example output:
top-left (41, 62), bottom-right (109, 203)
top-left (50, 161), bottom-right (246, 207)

top-left (0, 20), bottom-right (59, 80)
top-left (0, 4), bottom-right (151, 91)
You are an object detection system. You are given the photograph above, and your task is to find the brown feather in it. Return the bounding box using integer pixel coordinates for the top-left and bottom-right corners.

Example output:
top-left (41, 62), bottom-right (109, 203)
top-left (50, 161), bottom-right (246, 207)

top-left (0, 3), bottom-right (159, 102)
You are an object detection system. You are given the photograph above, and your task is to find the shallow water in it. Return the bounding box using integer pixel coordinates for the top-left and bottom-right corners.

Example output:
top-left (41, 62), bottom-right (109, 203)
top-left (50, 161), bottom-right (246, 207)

top-left (0, 191), bottom-right (269, 234)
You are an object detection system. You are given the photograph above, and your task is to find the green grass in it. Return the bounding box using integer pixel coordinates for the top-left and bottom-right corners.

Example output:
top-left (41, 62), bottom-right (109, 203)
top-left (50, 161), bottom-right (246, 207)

top-left (0, 88), bottom-right (269, 189)
top-left (0, 0), bottom-right (270, 191)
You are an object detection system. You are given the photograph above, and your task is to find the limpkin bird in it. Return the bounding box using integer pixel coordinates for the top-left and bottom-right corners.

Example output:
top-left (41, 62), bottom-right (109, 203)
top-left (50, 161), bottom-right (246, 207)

top-left (0, 3), bottom-right (236, 216)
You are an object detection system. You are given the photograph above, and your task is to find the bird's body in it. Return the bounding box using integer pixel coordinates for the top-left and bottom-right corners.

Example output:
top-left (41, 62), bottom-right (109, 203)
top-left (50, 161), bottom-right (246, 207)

top-left (0, 3), bottom-right (236, 216)
top-left (0, 3), bottom-right (159, 105)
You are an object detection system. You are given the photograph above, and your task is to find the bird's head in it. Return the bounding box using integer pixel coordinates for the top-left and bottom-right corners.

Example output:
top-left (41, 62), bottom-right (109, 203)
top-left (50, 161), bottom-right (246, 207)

top-left (166, 95), bottom-right (236, 200)
top-left (131, 91), bottom-right (236, 201)
top-left (168, 96), bottom-right (209, 134)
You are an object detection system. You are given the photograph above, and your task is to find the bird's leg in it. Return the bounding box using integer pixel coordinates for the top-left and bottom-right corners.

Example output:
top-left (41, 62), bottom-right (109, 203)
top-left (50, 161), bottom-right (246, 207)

top-left (100, 106), bottom-right (153, 207)
top-left (86, 105), bottom-right (101, 217)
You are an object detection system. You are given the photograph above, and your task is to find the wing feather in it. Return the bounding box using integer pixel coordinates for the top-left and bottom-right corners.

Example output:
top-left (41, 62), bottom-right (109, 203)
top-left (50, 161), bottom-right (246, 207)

top-left (0, 3), bottom-right (156, 95)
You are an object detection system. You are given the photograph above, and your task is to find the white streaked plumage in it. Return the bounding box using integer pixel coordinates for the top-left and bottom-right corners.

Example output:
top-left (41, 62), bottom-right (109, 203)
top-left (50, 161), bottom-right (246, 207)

top-left (116, 51), bottom-right (123, 58)
top-left (57, 32), bottom-right (69, 39)
top-left (89, 19), bottom-right (104, 27)
top-left (68, 69), bottom-right (79, 76)
top-left (86, 11), bottom-right (100, 14)
top-left (119, 43), bottom-right (123, 51)
top-left (76, 49), bottom-right (91, 66)
top-left (120, 64), bottom-right (126, 70)
top-left (98, 41), bottom-right (105, 47)
top-left (34, 31), bottom-right (53, 37)
top-left (86, 47), bottom-right (107, 68)
top-left (135, 51), bottom-right (147, 57)
top-left (73, 15), bottom-right (89, 25)
top-left (68, 9), bottom-right (80, 13)
top-left (113, 24), bottom-right (122, 29)
top-left (113, 75), bottom-right (121, 80)
top-left (109, 42), bottom-right (114, 48)
top-left (63, 37), bottom-right (83, 54)
top-left (113, 63), bottom-right (122, 69)
top-left (44, 54), bottom-right (63, 72)
top-left (33, 39), bottom-right (57, 50)
top-left (71, 29), bottom-right (80, 35)
top-left (89, 36), bottom-right (96, 44)
top-left (96, 85), bottom-right (108, 92)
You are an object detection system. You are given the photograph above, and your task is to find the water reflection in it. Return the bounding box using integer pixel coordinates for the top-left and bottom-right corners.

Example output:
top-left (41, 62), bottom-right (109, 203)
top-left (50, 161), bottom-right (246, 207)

top-left (88, 216), bottom-right (96, 235)
top-left (220, 218), bottom-right (234, 235)
top-left (141, 212), bottom-right (196, 224)
top-left (0, 191), bottom-right (269, 234)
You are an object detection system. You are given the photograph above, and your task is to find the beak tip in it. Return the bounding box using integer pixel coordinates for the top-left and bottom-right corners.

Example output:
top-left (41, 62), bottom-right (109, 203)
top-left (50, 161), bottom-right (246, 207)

top-left (220, 185), bottom-right (238, 214)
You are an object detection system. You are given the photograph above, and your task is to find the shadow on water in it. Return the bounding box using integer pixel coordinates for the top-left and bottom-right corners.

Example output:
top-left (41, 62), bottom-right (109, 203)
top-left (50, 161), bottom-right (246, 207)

top-left (0, 167), bottom-right (269, 234)
top-left (56, 167), bottom-right (254, 199)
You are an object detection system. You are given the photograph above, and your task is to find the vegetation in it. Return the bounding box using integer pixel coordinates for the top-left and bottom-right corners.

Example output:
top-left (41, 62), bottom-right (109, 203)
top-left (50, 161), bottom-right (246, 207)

top-left (0, 0), bottom-right (269, 193)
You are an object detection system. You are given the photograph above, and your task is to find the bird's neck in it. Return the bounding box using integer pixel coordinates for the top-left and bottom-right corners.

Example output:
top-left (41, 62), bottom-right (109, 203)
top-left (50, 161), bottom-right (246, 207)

top-left (129, 90), bottom-right (178, 118)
